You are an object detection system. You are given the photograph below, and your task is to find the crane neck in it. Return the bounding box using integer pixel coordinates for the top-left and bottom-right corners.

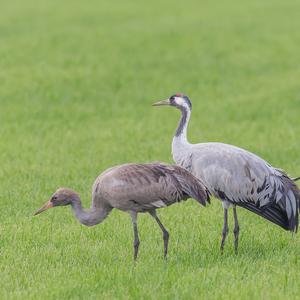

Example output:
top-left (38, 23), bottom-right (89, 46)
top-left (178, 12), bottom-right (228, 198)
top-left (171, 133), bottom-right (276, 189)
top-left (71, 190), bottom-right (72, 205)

top-left (173, 105), bottom-right (191, 145)
top-left (71, 197), bottom-right (110, 227)
top-left (172, 105), bottom-right (192, 165)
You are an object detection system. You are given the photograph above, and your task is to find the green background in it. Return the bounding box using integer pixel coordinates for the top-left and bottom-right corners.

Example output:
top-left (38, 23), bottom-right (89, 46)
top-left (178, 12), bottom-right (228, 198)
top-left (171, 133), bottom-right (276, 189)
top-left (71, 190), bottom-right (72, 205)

top-left (1, 0), bottom-right (300, 299)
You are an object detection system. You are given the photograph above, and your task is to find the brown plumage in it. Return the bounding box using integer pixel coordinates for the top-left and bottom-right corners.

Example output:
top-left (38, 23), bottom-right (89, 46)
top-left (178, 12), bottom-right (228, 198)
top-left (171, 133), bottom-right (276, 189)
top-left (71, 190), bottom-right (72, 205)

top-left (34, 162), bottom-right (210, 260)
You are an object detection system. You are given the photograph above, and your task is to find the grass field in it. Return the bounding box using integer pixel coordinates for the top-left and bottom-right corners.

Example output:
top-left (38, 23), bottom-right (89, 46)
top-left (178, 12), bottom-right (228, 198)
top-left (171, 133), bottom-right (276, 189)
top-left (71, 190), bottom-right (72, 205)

top-left (1, 0), bottom-right (300, 299)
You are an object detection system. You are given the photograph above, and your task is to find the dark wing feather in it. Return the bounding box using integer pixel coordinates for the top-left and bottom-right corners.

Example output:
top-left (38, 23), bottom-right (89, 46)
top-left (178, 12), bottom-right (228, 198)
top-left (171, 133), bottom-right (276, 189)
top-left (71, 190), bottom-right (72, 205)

top-left (237, 201), bottom-right (290, 230)
top-left (161, 164), bottom-right (210, 206)
top-left (257, 171), bottom-right (300, 232)
top-left (220, 170), bottom-right (300, 232)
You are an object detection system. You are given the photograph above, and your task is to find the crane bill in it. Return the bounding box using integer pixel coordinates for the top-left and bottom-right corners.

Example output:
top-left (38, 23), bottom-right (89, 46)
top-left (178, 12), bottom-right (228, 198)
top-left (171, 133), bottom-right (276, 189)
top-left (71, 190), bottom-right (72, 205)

top-left (152, 99), bottom-right (170, 106)
top-left (34, 201), bottom-right (53, 216)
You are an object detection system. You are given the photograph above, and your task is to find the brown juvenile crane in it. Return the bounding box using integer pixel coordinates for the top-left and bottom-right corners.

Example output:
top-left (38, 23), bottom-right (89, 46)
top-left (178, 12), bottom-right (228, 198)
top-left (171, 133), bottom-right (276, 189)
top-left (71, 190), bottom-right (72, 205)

top-left (34, 162), bottom-right (210, 260)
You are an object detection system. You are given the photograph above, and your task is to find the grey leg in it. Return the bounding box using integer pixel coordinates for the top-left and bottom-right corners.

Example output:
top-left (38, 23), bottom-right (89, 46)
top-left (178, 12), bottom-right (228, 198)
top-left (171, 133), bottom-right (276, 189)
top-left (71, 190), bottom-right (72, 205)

top-left (220, 208), bottom-right (229, 253)
top-left (233, 206), bottom-right (240, 254)
top-left (130, 211), bottom-right (140, 260)
top-left (149, 210), bottom-right (169, 258)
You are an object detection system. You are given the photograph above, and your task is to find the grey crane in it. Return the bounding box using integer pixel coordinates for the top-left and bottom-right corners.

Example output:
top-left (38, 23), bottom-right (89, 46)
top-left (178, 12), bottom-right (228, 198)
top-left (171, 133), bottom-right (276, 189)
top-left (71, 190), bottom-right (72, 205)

top-left (153, 93), bottom-right (300, 253)
top-left (34, 162), bottom-right (210, 260)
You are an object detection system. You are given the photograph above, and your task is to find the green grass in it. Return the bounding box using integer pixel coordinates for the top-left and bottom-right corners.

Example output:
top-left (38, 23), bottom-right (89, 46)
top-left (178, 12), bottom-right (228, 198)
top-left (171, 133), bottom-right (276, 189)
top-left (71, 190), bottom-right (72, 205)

top-left (1, 0), bottom-right (300, 299)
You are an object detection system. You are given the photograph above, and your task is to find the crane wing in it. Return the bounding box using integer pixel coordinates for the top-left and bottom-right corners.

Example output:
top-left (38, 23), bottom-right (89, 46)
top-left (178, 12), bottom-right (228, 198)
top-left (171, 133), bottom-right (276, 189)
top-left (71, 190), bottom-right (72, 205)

top-left (161, 164), bottom-right (210, 206)
top-left (189, 143), bottom-right (300, 231)
top-left (98, 163), bottom-right (210, 211)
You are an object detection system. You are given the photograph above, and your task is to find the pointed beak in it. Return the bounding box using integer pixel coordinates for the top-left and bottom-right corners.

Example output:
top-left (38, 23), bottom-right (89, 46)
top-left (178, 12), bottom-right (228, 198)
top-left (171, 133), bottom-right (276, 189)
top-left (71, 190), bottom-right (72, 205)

top-left (152, 99), bottom-right (171, 106)
top-left (34, 200), bottom-right (53, 216)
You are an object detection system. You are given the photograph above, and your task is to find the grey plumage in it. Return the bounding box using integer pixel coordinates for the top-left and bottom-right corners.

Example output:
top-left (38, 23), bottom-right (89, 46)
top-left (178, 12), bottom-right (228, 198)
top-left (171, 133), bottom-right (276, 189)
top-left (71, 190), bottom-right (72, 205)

top-left (34, 162), bottom-right (210, 259)
top-left (153, 94), bottom-right (300, 252)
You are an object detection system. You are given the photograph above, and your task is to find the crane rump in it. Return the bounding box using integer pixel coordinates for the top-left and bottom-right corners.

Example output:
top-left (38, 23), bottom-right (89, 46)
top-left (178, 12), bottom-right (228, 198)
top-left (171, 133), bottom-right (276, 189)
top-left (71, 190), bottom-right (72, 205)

top-left (236, 173), bottom-right (300, 232)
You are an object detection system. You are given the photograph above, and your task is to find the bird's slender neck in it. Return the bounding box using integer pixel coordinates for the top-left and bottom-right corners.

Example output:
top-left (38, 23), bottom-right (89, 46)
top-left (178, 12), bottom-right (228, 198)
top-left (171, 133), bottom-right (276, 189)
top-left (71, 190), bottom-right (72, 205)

top-left (172, 105), bottom-right (192, 165)
top-left (172, 106), bottom-right (191, 146)
top-left (71, 197), bottom-right (110, 227)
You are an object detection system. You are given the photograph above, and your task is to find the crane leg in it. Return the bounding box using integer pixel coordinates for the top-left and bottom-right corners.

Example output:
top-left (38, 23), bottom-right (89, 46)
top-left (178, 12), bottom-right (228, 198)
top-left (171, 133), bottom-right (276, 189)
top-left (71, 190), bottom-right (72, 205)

top-left (130, 211), bottom-right (140, 260)
top-left (220, 208), bottom-right (229, 253)
top-left (149, 210), bottom-right (169, 259)
top-left (233, 206), bottom-right (240, 254)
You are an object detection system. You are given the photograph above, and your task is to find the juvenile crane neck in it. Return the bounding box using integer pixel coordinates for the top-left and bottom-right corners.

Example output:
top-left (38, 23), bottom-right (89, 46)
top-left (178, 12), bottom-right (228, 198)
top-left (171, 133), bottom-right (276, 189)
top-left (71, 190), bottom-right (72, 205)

top-left (71, 198), bottom-right (110, 227)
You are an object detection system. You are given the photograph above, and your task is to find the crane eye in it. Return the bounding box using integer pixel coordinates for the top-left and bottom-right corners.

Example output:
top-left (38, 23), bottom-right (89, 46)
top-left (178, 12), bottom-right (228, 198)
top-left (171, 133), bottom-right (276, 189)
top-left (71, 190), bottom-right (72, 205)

top-left (52, 195), bottom-right (58, 201)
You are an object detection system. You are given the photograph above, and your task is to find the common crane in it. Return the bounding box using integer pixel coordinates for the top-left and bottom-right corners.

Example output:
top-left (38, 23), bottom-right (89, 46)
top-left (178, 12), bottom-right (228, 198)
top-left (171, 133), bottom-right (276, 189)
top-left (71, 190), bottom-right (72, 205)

top-left (34, 162), bottom-right (210, 259)
top-left (153, 94), bottom-right (300, 253)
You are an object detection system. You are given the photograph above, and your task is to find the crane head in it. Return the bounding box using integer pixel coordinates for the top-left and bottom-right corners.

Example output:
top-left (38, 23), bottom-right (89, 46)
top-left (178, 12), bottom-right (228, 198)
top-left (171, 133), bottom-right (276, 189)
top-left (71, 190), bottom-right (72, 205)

top-left (152, 93), bottom-right (192, 110)
top-left (34, 188), bottom-right (79, 216)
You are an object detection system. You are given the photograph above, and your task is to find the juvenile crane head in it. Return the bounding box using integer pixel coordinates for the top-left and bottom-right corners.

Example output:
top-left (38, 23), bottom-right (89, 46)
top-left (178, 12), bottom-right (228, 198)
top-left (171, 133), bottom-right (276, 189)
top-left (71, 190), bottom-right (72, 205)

top-left (152, 93), bottom-right (192, 111)
top-left (34, 188), bottom-right (79, 216)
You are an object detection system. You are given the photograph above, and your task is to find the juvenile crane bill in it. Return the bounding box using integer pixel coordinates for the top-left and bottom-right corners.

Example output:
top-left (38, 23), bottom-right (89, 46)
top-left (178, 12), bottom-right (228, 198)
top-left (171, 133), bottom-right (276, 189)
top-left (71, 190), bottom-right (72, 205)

top-left (34, 200), bottom-right (53, 216)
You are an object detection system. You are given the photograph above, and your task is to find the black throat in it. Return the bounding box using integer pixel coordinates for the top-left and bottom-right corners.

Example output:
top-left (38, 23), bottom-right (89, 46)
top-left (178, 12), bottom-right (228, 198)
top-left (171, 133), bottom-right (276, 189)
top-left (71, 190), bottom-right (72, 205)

top-left (175, 106), bottom-right (189, 137)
